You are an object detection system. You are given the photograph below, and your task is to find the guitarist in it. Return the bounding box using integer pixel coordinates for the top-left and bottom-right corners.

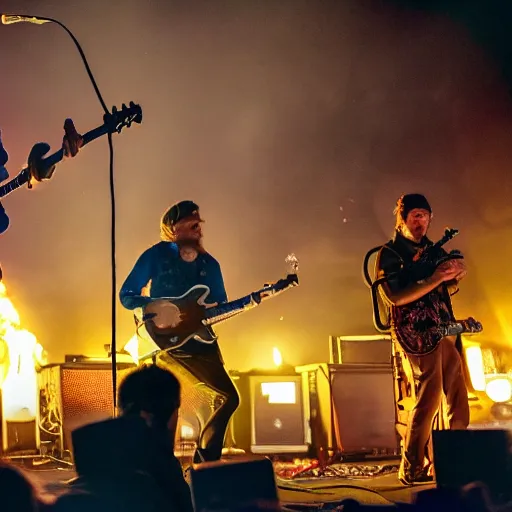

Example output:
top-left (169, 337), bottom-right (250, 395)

top-left (375, 193), bottom-right (468, 485)
top-left (119, 200), bottom-right (240, 463)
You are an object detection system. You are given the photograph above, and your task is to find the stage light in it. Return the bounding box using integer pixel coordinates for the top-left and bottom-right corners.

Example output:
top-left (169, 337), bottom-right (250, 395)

top-left (272, 347), bottom-right (283, 367)
top-left (485, 376), bottom-right (512, 403)
top-left (465, 345), bottom-right (486, 391)
top-left (261, 381), bottom-right (296, 404)
top-left (180, 424), bottom-right (196, 440)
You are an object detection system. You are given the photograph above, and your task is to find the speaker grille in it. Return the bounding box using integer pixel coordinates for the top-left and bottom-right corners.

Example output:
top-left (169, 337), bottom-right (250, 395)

top-left (61, 367), bottom-right (115, 438)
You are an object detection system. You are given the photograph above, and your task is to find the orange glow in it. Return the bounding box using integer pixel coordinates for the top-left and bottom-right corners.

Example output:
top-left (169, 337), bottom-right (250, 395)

top-left (273, 347), bottom-right (283, 367)
top-left (464, 344), bottom-right (486, 391)
top-left (0, 282), bottom-right (45, 425)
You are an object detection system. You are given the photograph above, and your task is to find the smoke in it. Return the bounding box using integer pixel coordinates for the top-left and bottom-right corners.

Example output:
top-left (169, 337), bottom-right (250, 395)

top-left (0, 0), bottom-right (511, 369)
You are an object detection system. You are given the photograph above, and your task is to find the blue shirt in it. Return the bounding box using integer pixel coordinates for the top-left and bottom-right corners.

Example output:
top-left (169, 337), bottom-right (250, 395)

top-left (119, 242), bottom-right (228, 310)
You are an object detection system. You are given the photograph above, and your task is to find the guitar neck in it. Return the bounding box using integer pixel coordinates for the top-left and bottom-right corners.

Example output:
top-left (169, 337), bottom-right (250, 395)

top-left (438, 323), bottom-right (464, 338)
top-left (0, 168), bottom-right (32, 199)
top-left (0, 122), bottom-right (112, 201)
top-left (203, 294), bottom-right (259, 326)
top-left (202, 275), bottom-right (299, 327)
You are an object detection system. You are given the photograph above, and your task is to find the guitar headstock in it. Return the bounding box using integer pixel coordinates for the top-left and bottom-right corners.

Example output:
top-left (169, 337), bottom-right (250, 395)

top-left (103, 102), bottom-right (143, 134)
top-left (441, 228), bottom-right (459, 244)
top-left (285, 253), bottom-right (299, 275)
top-left (259, 274), bottom-right (299, 300)
top-left (462, 317), bottom-right (483, 334)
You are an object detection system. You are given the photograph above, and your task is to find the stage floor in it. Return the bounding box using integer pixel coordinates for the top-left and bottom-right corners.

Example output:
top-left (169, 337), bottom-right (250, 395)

top-left (18, 457), bottom-right (433, 508)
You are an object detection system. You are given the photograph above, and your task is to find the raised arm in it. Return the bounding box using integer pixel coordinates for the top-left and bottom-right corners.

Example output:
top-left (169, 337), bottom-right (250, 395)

top-left (119, 248), bottom-right (156, 310)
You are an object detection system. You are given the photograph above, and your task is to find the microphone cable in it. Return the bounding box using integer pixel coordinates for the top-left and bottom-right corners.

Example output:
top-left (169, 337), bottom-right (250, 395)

top-left (1, 14), bottom-right (120, 412)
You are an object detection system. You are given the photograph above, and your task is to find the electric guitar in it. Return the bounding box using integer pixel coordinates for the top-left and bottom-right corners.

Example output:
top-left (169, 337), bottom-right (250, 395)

top-left (0, 101), bottom-right (142, 234)
top-left (380, 228), bottom-right (483, 355)
top-left (394, 315), bottom-right (483, 356)
top-left (138, 273), bottom-right (299, 351)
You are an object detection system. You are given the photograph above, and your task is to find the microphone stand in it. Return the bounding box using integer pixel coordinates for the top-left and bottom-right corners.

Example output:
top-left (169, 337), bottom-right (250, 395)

top-left (1, 13), bottom-right (119, 414)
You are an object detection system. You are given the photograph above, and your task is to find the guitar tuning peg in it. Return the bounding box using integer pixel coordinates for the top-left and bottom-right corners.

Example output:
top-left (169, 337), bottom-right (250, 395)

top-left (122, 103), bottom-right (127, 111)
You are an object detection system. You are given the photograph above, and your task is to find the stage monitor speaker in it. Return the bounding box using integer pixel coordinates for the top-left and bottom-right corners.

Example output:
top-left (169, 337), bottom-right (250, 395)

top-left (248, 374), bottom-right (309, 454)
top-left (433, 429), bottom-right (512, 500)
top-left (190, 457), bottom-right (279, 512)
top-left (38, 361), bottom-right (134, 455)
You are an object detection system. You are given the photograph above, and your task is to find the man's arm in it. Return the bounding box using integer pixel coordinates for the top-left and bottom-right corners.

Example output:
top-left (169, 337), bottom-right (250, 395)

top-left (119, 248), bottom-right (155, 310)
top-left (376, 248), bottom-right (456, 307)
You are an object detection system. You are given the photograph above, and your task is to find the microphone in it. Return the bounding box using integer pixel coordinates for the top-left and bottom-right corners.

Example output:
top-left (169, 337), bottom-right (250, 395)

top-left (1, 14), bottom-right (50, 25)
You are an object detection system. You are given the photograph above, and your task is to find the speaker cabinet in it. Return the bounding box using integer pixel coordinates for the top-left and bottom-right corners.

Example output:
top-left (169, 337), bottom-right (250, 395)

top-left (190, 457), bottom-right (279, 512)
top-left (248, 374), bottom-right (309, 454)
top-left (297, 363), bottom-right (399, 456)
top-left (38, 361), bottom-right (134, 456)
top-left (1, 418), bottom-right (38, 454)
top-left (433, 429), bottom-right (512, 500)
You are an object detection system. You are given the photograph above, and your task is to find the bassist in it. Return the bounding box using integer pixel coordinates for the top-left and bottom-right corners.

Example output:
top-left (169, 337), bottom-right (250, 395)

top-left (375, 194), bottom-right (469, 485)
top-left (120, 200), bottom-right (240, 463)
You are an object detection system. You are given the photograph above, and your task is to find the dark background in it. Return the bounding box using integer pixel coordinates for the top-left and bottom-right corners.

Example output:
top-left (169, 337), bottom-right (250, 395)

top-left (0, 0), bottom-right (511, 370)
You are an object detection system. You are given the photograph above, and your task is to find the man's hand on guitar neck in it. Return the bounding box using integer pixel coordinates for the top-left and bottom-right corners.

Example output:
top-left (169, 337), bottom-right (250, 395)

top-left (62, 118), bottom-right (83, 159)
top-left (29, 119), bottom-right (83, 183)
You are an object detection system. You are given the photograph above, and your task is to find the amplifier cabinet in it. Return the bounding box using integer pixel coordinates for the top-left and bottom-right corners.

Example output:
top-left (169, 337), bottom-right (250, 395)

top-left (38, 361), bottom-right (134, 456)
top-left (296, 363), bottom-right (399, 456)
top-left (248, 374), bottom-right (309, 454)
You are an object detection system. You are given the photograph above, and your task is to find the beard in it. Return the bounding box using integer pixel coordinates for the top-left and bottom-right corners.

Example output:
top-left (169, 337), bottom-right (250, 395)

top-left (176, 237), bottom-right (206, 253)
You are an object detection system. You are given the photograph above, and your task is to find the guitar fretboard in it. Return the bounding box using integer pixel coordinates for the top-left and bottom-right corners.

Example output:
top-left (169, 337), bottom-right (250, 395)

top-left (0, 168), bottom-right (31, 199)
top-left (438, 323), bottom-right (464, 337)
top-left (203, 294), bottom-right (258, 325)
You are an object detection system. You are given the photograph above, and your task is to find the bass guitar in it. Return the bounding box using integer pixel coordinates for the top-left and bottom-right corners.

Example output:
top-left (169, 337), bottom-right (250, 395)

top-left (137, 273), bottom-right (299, 351)
top-left (0, 101), bottom-right (142, 234)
